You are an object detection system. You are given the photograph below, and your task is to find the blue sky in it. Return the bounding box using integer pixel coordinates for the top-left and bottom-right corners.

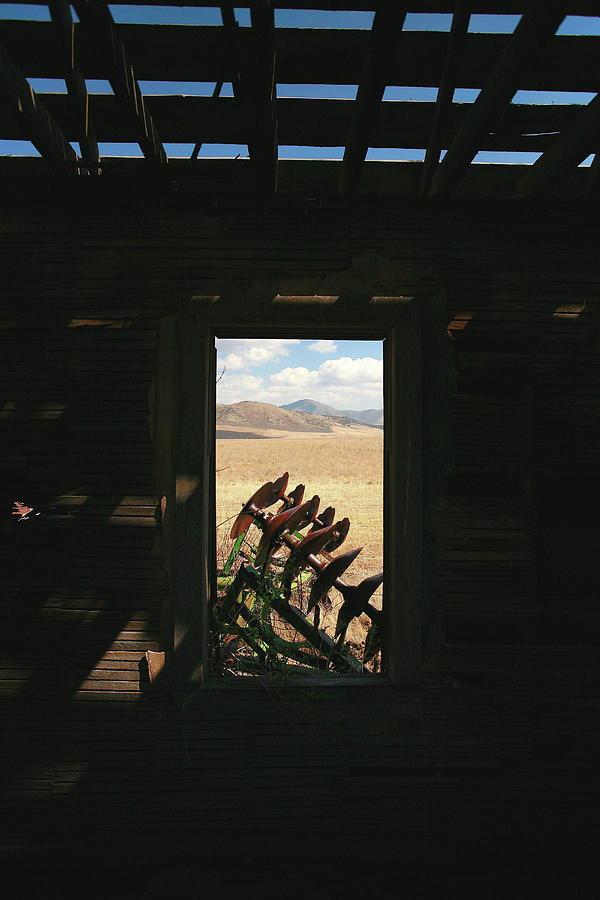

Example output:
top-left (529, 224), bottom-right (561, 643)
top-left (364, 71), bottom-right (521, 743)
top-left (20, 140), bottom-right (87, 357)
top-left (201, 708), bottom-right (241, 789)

top-left (1, 7), bottom-right (599, 162)
top-left (216, 337), bottom-right (383, 409)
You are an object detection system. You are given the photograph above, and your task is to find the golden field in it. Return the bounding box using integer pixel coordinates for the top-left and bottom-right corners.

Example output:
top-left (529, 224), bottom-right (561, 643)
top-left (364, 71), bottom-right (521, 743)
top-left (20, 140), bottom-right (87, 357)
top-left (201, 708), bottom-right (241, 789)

top-left (216, 433), bottom-right (384, 623)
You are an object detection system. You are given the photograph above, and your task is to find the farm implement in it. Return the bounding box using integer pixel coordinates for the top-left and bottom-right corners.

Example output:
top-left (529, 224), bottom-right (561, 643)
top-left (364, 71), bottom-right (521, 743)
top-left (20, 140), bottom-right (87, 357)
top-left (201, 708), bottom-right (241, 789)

top-left (213, 472), bottom-right (383, 677)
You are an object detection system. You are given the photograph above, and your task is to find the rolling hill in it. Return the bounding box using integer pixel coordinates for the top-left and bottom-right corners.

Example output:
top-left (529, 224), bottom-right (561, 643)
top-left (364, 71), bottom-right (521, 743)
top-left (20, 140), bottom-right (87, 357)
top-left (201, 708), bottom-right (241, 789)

top-left (280, 398), bottom-right (384, 427)
top-left (216, 401), bottom-right (381, 438)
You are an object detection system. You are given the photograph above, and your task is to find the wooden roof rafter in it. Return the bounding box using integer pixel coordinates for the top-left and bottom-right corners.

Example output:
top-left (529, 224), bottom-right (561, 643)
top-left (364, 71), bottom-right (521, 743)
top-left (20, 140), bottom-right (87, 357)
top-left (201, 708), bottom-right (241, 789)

top-left (246, 1), bottom-right (278, 191)
top-left (340, 5), bottom-right (408, 196)
top-left (217, 2), bottom-right (277, 190)
top-left (427, 1), bottom-right (567, 198)
top-left (71, 0), bottom-right (166, 165)
top-left (419, 6), bottom-right (469, 197)
top-left (0, 39), bottom-right (78, 171)
top-left (515, 93), bottom-right (600, 198)
top-left (49, 0), bottom-right (99, 174)
top-left (23, 0), bottom-right (599, 11)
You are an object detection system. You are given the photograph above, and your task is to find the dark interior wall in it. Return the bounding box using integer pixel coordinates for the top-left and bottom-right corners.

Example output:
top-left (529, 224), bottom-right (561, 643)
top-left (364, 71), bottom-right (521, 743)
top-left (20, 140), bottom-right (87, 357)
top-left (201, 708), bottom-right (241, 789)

top-left (1, 184), bottom-right (599, 891)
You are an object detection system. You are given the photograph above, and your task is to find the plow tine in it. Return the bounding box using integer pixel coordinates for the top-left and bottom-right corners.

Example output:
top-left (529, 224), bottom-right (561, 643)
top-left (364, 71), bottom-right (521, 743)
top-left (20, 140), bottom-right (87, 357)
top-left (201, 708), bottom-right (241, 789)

top-left (219, 472), bottom-right (384, 676)
top-left (281, 523), bottom-right (336, 596)
top-left (291, 494), bottom-right (320, 532)
top-left (273, 472), bottom-right (290, 499)
top-left (310, 505), bottom-right (335, 532)
top-left (324, 517), bottom-right (350, 552)
top-left (278, 483), bottom-right (305, 512)
top-left (229, 472), bottom-right (289, 538)
top-left (294, 523), bottom-right (337, 559)
top-left (335, 571), bottom-right (384, 640)
top-left (307, 546), bottom-right (362, 612)
top-left (254, 497), bottom-right (318, 568)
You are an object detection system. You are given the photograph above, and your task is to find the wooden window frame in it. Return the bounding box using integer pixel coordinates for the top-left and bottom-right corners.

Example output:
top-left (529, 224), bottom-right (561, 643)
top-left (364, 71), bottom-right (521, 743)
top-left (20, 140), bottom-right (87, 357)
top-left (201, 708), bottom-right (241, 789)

top-left (156, 288), bottom-right (449, 694)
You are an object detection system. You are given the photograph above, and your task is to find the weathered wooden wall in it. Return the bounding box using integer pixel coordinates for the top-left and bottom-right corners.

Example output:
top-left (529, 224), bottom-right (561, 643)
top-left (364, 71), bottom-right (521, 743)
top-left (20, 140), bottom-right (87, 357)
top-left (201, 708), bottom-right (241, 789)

top-left (1, 184), bottom-right (599, 892)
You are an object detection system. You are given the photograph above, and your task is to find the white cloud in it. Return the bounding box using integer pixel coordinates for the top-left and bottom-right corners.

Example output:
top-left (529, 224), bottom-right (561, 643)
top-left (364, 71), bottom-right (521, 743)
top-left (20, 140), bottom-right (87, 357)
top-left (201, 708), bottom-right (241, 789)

top-left (308, 339), bottom-right (338, 354)
top-left (216, 373), bottom-right (263, 405)
top-left (222, 352), bottom-right (244, 371)
top-left (216, 338), bottom-right (300, 371)
top-left (266, 356), bottom-right (383, 409)
top-left (269, 366), bottom-right (320, 390)
top-left (215, 340), bottom-right (383, 409)
top-left (318, 356), bottom-right (382, 387)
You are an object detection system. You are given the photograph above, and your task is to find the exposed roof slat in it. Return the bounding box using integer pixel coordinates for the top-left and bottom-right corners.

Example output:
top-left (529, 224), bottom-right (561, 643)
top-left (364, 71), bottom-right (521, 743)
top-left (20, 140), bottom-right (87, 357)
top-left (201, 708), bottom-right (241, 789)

top-left (0, 40), bottom-right (77, 169)
top-left (3, 23), bottom-right (599, 93)
top-left (420, 7), bottom-right (469, 196)
top-left (340, 7), bottom-right (408, 195)
top-left (428, 2), bottom-right (566, 197)
top-left (516, 93), bottom-right (600, 197)
top-left (14, 95), bottom-right (585, 154)
top-left (14, 0), bottom-right (600, 13)
top-left (49, 0), bottom-right (99, 172)
top-left (71, 0), bottom-right (166, 164)
top-left (245, 1), bottom-right (278, 190)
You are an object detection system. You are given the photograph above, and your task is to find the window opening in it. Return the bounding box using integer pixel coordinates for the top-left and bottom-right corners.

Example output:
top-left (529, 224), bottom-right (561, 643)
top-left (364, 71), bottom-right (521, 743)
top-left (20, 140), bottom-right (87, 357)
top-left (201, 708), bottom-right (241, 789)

top-left (214, 337), bottom-right (384, 678)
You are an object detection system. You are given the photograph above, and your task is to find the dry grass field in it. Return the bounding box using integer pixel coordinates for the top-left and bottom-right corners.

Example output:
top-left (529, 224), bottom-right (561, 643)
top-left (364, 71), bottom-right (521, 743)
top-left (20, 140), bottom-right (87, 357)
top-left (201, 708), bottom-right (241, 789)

top-left (216, 432), bottom-right (384, 653)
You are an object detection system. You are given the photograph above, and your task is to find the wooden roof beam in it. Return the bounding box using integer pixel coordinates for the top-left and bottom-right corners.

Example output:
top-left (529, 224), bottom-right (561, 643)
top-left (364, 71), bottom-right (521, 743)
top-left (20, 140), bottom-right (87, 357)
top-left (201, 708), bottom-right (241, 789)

top-left (419, 7), bottom-right (469, 197)
top-left (49, 0), bottom-right (99, 173)
top-left (71, 0), bottom-right (166, 164)
top-left (340, 6), bottom-right (407, 196)
top-left (0, 40), bottom-right (78, 170)
top-left (15, 0), bottom-right (600, 11)
top-left (246, 1), bottom-right (277, 192)
top-left (427, 1), bottom-right (566, 198)
top-left (219, 3), bottom-right (276, 189)
top-left (515, 93), bottom-right (600, 198)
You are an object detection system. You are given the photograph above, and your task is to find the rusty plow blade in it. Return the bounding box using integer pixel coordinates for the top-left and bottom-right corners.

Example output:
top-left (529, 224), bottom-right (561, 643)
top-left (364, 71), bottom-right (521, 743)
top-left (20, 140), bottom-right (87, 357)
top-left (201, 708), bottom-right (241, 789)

top-left (309, 505), bottom-right (335, 533)
top-left (281, 523), bottom-right (337, 597)
top-left (229, 472), bottom-right (289, 538)
top-left (307, 545), bottom-right (362, 613)
top-left (217, 472), bottom-right (384, 676)
top-left (324, 517), bottom-right (350, 552)
top-left (277, 483), bottom-right (305, 513)
top-left (254, 496), bottom-right (319, 568)
top-left (335, 571), bottom-right (384, 641)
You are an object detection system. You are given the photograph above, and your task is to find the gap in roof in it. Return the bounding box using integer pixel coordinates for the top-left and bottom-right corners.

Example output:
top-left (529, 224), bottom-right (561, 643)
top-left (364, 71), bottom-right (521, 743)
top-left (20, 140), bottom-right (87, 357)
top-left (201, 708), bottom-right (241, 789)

top-left (512, 90), bottom-right (597, 105)
top-left (109, 5), bottom-right (223, 25)
top-left (86, 80), bottom-right (114, 94)
top-left (403, 13), bottom-right (452, 32)
top-left (0, 140), bottom-right (40, 156)
top-left (275, 9), bottom-right (374, 29)
top-left (473, 151), bottom-right (542, 165)
top-left (453, 88), bottom-right (481, 103)
top-left (234, 7), bottom-right (250, 27)
top-left (366, 148), bottom-right (425, 162)
top-left (278, 146), bottom-right (344, 160)
top-left (164, 143), bottom-right (196, 158)
top-left (276, 84), bottom-right (357, 100)
top-left (557, 16), bottom-right (600, 36)
top-left (0, 4), bottom-right (50, 19)
top-left (468, 14), bottom-right (521, 33)
top-left (27, 78), bottom-right (67, 94)
top-left (139, 82), bottom-right (234, 96)
top-left (98, 142), bottom-right (143, 157)
top-left (579, 154), bottom-right (595, 167)
top-left (384, 87), bottom-right (438, 102)
top-left (196, 144), bottom-right (248, 158)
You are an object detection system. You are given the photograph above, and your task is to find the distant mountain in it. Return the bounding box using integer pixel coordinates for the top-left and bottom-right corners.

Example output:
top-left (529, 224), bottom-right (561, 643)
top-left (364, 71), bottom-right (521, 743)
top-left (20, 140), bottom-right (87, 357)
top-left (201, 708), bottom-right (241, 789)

top-left (281, 399), bottom-right (384, 428)
top-left (216, 401), bottom-right (377, 436)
